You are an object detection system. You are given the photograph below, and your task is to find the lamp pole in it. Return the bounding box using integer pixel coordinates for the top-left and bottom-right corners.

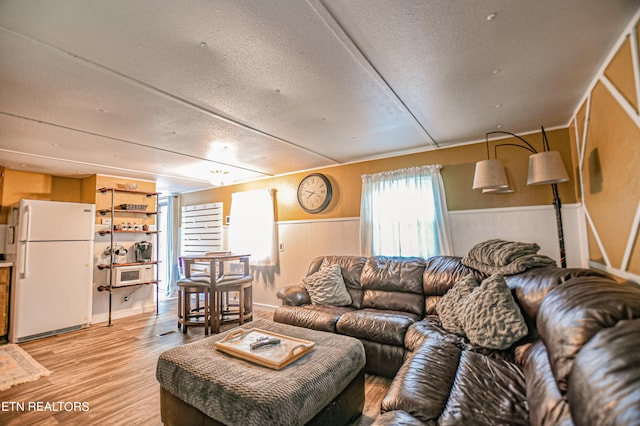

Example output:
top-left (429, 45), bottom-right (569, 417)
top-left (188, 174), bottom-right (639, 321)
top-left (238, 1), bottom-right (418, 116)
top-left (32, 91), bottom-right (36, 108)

top-left (551, 183), bottom-right (567, 268)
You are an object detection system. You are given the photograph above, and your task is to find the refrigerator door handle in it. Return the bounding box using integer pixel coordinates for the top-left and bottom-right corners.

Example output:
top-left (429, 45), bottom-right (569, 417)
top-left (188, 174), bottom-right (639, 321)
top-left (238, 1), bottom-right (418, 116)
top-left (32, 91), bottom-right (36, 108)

top-left (19, 241), bottom-right (29, 279)
top-left (20, 204), bottom-right (33, 242)
top-left (25, 204), bottom-right (32, 241)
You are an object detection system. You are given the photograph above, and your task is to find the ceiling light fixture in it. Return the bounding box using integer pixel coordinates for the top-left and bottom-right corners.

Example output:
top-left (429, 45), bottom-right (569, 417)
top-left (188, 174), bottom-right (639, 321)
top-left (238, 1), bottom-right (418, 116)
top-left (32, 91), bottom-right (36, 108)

top-left (209, 169), bottom-right (229, 186)
top-left (472, 126), bottom-right (570, 267)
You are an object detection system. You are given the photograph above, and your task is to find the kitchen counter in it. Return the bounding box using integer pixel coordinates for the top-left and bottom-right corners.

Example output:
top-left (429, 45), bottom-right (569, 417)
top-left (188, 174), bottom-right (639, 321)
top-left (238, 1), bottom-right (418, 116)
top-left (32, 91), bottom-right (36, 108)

top-left (0, 262), bottom-right (13, 268)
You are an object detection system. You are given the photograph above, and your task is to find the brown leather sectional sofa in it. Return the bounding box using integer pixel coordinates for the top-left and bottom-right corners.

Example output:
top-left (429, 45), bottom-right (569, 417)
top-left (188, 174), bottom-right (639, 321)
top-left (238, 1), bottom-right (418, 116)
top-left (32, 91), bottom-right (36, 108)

top-left (274, 255), bottom-right (640, 425)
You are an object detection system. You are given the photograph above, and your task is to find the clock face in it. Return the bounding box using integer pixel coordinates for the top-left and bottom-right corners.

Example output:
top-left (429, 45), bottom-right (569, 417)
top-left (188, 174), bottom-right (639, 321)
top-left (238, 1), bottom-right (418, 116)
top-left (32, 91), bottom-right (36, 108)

top-left (297, 173), bottom-right (332, 213)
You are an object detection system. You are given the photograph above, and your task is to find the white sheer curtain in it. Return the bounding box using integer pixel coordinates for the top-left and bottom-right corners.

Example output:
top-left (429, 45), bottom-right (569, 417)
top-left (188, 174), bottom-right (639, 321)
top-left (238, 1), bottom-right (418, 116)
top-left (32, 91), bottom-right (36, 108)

top-left (360, 165), bottom-right (452, 257)
top-left (166, 195), bottom-right (181, 297)
top-left (228, 189), bottom-right (276, 266)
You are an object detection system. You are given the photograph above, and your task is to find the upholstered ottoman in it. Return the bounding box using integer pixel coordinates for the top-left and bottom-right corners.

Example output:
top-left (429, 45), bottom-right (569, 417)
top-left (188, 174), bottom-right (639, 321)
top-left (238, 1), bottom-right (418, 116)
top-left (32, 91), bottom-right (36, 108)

top-left (156, 319), bottom-right (366, 425)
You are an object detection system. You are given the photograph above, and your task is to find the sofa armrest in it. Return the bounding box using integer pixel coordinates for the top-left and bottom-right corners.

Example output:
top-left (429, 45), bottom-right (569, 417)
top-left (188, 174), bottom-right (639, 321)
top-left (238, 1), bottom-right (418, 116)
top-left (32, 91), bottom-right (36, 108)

top-left (276, 284), bottom-right (311, 306)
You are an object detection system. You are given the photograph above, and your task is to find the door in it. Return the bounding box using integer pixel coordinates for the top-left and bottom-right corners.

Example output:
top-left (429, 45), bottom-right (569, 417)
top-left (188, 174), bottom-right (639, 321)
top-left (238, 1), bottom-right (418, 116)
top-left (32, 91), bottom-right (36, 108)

top-left (11, 240), bottom-right (93, 342)
top-left (19, 200), bottom-right (95, 242)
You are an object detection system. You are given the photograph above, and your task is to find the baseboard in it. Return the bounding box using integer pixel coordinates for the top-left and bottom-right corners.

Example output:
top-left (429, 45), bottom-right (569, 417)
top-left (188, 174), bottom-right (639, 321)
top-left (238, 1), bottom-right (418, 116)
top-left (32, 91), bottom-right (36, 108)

top-left (252, 302), bottom-right (277, 312)
top-left (91, 303), bottom-right (156, 324)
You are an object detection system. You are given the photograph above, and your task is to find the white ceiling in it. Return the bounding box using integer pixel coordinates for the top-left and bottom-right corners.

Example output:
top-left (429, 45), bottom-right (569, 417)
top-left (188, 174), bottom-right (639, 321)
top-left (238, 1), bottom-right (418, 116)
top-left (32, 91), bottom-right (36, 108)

top-left (0, 0), bottom-right (638, 193)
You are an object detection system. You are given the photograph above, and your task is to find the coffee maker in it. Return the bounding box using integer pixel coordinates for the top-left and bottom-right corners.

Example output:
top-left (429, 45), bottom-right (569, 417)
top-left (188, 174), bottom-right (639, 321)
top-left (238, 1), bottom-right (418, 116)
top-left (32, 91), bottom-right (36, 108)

top-left (134, 241), bottom-right (153, 263)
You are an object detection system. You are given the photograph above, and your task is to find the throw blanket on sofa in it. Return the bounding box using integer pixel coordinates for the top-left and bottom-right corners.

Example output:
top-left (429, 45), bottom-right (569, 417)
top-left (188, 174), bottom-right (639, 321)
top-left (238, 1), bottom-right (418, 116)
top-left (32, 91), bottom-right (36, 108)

top-left (462, 239), bottom-right (556, 275)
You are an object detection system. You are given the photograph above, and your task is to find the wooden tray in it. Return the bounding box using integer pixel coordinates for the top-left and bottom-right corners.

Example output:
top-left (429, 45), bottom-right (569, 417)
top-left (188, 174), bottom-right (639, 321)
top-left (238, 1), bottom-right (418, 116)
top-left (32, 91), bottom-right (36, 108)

top-left (215, 328), bottom-right (315, 370)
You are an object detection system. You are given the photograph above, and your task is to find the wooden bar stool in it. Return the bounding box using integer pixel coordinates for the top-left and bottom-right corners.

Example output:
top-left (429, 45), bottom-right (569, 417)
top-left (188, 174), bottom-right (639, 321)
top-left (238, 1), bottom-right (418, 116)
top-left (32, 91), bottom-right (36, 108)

top-left (177, 278), bottom-right (211, 335)
top-left (211, 275), bottom-right (253, 334)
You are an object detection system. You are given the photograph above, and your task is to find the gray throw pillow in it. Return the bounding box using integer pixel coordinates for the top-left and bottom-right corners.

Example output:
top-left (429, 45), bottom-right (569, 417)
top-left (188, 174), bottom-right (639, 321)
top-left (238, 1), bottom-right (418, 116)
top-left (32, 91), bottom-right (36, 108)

top-left (461, 274), bottom-right (528, 350)
top-left (436, 274), bottom-right (479, 335)
top-left (303, 264), bottom-right (352, 306)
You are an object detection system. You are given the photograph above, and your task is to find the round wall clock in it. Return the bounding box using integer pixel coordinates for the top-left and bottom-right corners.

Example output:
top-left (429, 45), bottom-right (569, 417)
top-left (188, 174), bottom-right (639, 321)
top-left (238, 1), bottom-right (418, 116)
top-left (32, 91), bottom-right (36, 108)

top-left (297, 173), bottom-right (333, 213)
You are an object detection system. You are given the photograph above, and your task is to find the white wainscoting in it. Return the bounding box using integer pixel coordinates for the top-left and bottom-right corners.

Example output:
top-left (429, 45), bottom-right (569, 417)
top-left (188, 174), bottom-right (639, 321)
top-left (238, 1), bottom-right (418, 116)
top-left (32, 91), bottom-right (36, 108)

top-left (248, 203), bottom-right (586, 310)
top-left (448, 203), bottom-right (586, 268)
top-left (237, 218), bottom-right (361, 311)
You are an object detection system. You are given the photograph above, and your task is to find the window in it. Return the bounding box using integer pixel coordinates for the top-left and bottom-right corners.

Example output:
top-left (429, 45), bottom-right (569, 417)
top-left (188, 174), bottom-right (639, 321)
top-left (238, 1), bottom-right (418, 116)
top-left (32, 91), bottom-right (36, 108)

top-left (360, 165), bottom-right (452, 257)
top-left (228, 189), bottom-right (276, 266)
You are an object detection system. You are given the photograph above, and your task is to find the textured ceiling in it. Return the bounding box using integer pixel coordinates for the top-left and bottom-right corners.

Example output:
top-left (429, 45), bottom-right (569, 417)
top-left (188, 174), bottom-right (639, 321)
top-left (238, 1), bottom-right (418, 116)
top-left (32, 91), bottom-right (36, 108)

top-left (0, 0), bottom-right (638, 193)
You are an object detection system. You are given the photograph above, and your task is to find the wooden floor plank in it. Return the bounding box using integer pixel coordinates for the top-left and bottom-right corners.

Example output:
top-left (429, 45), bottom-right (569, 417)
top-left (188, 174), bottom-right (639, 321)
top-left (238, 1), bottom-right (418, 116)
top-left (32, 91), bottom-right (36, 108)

top-left (0, 300), bottom-right (390, 425)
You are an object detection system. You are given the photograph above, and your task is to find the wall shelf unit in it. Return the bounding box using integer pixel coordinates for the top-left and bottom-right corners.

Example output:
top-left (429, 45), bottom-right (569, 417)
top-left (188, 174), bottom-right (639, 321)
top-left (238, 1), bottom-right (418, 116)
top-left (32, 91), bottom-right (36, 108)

top-left (96, 187), bottom-right (161, 326)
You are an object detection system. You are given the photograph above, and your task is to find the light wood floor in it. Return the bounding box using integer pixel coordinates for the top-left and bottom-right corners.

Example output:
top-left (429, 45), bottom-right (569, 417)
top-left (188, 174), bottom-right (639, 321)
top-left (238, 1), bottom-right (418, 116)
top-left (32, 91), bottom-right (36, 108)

top-left (0, 300), bottom-right (391, 425)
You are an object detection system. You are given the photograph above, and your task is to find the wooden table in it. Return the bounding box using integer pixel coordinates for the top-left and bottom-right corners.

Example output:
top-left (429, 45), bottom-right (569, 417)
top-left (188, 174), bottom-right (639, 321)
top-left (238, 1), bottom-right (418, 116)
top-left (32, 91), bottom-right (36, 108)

top-left (180, 253), bottom-right (252, 333)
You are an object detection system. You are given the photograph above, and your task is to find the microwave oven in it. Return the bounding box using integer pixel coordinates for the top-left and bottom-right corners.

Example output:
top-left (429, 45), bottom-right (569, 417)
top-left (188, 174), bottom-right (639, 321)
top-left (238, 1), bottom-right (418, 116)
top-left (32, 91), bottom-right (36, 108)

top-left (114, 264), bottom-right (154, 287)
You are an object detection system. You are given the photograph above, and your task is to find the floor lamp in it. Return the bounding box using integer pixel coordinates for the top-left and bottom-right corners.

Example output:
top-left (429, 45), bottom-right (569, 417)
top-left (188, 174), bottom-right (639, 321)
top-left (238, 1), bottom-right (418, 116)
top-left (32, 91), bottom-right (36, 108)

top-left (472, 126), bottom-right (570, 267)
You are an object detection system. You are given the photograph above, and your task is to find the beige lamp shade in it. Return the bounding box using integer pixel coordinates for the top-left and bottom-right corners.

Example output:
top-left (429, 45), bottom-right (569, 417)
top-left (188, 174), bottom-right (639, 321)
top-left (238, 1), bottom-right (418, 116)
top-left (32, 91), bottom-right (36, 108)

top-left (527, 151), bottom-right (569, 185)
top-left (482, 169), bottom-right (514, 193)
top-left (472, 159), bottom-right (509, 190)
top-left (482, 186), bottom-right (515, 194)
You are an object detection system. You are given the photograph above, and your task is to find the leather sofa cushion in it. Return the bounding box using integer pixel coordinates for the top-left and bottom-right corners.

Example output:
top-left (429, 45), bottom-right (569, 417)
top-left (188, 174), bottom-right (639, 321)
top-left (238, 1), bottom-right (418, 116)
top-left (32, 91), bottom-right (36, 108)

top-left (382, 332), bottom-right (462, 423)
top-left (424, 296), bottom-right (440, 315)
top-left (360, 256), bottom-right (425, 293)
top-left (439, 350), bottom-right (528, 425)
top-left (422, 256), bottom-right (485, 297)
top-left (505, 266), bottom-right (612, 322)
top-left (404, 317), bottom-right (464, 353)
top-left (537, 278), bottom-right (640, 393)
top-left (372, 410), bottom-right (427, 425)
top-left (360, 340), bottom-right (406, 378)
top-left (568, 318), bottom-right (640, 426)
top-left (504, 267), bottom-right (611, 345)
top-left (363, 290), bottom-right (425, 317)
top-left (382, 330), bottom-right (528, 425)
top-left (277, 284), bottom-right (311, 306)
top-left (360, 256), bottom-right (425, 316)
top-left (273, 304), bottom-right (354, 333)
top-left (521, 340), bottom-right (573, 426)
top-left (336, 308), bottom-right (419, 347)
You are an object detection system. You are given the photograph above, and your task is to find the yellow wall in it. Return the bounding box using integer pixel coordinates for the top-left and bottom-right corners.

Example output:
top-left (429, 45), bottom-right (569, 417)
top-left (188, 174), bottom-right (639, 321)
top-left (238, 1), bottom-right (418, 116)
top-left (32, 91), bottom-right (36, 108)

top-left (571, 21), bottom-right (640, 279)
top-left (181, 128), bottom-right (577, 223)
top-left (92, 175), bottom-right (158, 227)
top-left (0, 170), bottom-right (157, 226)
top-left (0, 169), bottom-right (83, 223)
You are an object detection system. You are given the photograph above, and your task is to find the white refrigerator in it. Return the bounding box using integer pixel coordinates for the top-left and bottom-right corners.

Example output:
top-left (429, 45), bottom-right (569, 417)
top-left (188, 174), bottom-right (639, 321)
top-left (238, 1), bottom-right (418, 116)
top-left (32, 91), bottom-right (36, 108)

top-left (6, 199), bottom-right (95, 343)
